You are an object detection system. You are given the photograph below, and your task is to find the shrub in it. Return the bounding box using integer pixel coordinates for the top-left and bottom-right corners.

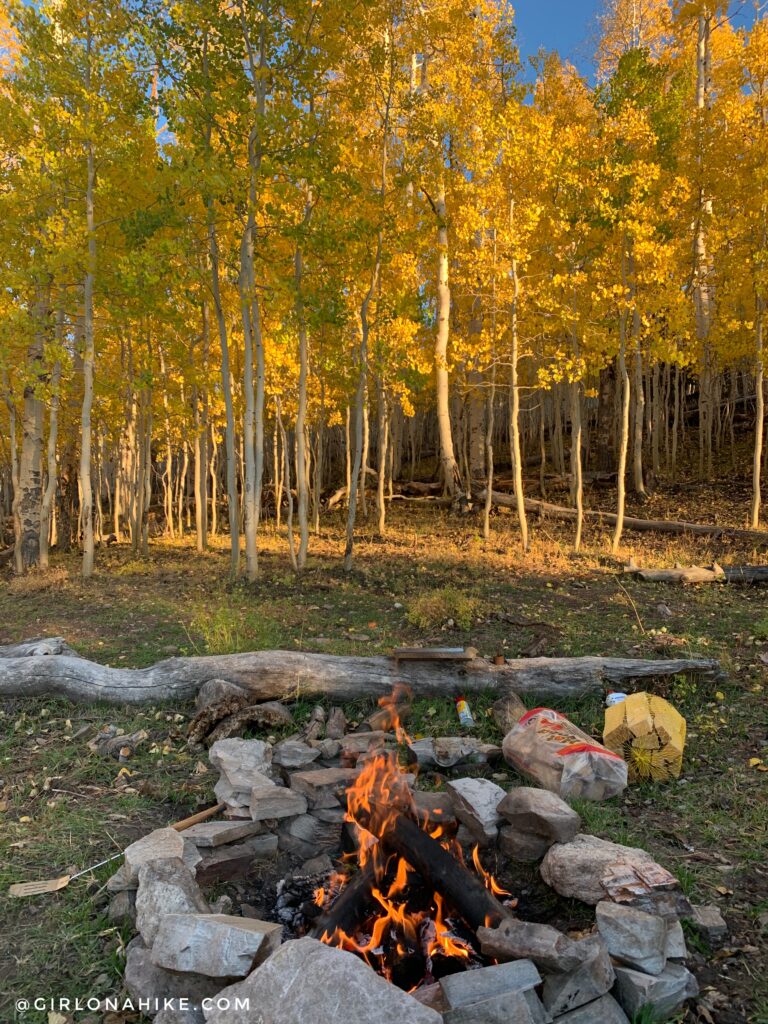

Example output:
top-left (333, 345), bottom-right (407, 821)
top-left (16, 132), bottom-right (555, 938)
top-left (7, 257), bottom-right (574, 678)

top-left (407, 587), bottom-right (480, 631)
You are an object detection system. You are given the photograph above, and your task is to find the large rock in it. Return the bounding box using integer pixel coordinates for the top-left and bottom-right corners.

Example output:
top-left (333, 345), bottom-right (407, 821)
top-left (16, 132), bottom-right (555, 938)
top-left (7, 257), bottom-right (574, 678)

top-left (412, 790), bottom-right (458, 830)
top-left (209, 738), bottom-right (272, 790)
top-left (151, 914), bottom-right (282, 978)
top-left (213, 777), bottom-right (251, 814)
top-left (289, 767), bottom-right (360, 808)
top-left (278, 813), bottom-right (342, 859)
top-left (613, 962), bottom-right (699, 1018)
top-left (555, 994), bottom-right (629, 1024)
top-left (202, 937), bottom-right (441, 1024)
top-left (124, 827), bottom-right (185, 884)
top-left (124, 936), bottom-right (221, 1018)
top-left (498, 827), bottom-right (551, 863)
top-left (181, 819), bottom-right (265, 848)
top-left (273, 739), bottom-right (322, 769)
top-left (195, 679), bottom-right (250, 711)
top-left (478, 918), bottom-right (584, 974)
top-left (135, 858), bottom-right (210, 946)
top-left (196, 834), bottom-right (279, 886)
top-left (596, 900), bottom-right (668, 975)
top-left (687, 903), bottom-right (728, 947)
top-left (540, 834), bottom-right (690, 916)
top-left (249, 775), bottom-right (308, 820)
top-left (541, 935), bottom-right (615, 1016)
top-left (445, 777), bottom-right (506, 845)
top-left (108, 889), bottom-right (137, 927)
top-left (442, 991), bottom-right (541, 1024)
top-left (440, 959), bottom-right (541, 1008)
top-left (497, 787), bottom-right (581, 843)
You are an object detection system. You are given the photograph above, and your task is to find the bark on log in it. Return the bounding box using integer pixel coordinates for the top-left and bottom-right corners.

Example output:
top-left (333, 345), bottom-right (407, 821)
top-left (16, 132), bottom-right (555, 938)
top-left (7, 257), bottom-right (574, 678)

top-left (624, 563), bottom-right (768, 585)
top-left (484, 490), bottom-right (768, 545)
top-left (0, 637), bottom-right (721, 705)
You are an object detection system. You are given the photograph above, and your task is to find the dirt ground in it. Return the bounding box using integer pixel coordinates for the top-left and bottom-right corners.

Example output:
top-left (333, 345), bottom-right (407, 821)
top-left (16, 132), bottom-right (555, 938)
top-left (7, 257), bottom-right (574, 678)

top-left (1, 484), bottom-right (767, 1023)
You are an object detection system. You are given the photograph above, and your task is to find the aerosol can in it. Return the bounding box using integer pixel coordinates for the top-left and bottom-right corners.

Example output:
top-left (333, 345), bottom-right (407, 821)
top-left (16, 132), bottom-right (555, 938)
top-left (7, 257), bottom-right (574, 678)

top-left (455, 695), bottom-right (475, 730)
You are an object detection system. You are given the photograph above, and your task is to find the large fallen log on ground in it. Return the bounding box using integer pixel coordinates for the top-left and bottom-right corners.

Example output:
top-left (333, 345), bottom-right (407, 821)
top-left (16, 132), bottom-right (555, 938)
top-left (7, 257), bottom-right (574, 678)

top-left (484, 491), bottom-right (768, 545)
top-left (0, 637), bottom-right (721, 705)
top-left (623, 561), bottom-right (768, 585)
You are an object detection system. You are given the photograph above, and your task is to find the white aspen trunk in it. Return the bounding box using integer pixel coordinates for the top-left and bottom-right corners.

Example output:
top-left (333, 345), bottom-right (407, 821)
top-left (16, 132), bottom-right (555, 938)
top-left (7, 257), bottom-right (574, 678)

top-left (345, 405), bottom-right (351, 508)
top-left (612, 245), bottom-right (633, 554)
top-left (632, 337), bottom-right (645, 495)
top-left (142, 390), bottom-right (152, 556)
top-left (509, 254), bottom-right (528, 552)
top-left (694, 10), bottom-right (714, 482)
top-left (376, 380), bottom-right (389, 537)
top-left (294, 211), bottom-right (311, 570)
top-left (360, 389), bottom-right (369, 516)
top-left (751, 299), bottom-right (765, 529)
top-left (345, 293), bottom-right (372, 571)
top-left (433, 186), bottom-right (459, 495)
top-left (240, 222), bottom-right (259, 581)
top-left (483, 365), bottom-right (496, 541)
top-left (209, 429), bottom-right (218, 536)
top-left (276, 399), bottom-right (297, 572)
top-left (273, 416), bottom-right (281, 531)
top-left (570, 379), bottom-right (584, 552)
top-left (16, 292), bottom-right (47, 573)
top-left (81, 132), bottom-right (96, 578)
top-left (159, 347), bottom-right (174, 539)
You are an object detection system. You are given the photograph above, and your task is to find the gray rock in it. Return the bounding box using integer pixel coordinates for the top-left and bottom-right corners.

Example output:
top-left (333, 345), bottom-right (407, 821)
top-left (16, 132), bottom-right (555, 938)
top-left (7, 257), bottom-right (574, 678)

top-left (409, 737), bottom-right (501, 769)
top-left (108, 889), bottom-right (137, 927)
top-left (182, 839), bottom-right (203, 874)
top-left (299, 853), bottom-right (333, 876)
top-left (124, 936), bottom-right (221, 1018)
top-left (154, 1007), bottom-right (206, 1024)
top-left (440, 959), bottom-right (541, 1009)
top-left (181, 819), bottom-right (265, 848)
top-left (315, 738), bottom-right (341, 760)
top-left (210, 894), bottom-right (234, 915)
top-left (202, 936), bottom-right (441, 1024)
top-left (213, 777), bottom-right (251, 813)
top-left (687, 903), bottom-right (728, 946)
top-left (542, 935), bottom-right (615, 1015)
top-left (151, 914), bottom-right (282, 978)
top-left (209, 738), bottom-right (272, 790)
top-left (596, 900), bottom-right (668, 975)
top-left (250, 775), bottom-right (308, 820)
top-left (124, 827), bottom-right (186, 884)
top-left (446, 777), bottom-right (506, 845)
top-left (665, 920), bottom-right (687, 960)
top-left (107, 861), bottom-right (137, 892)
top-left (326, 706), bottom-right (347, 739)
top-left (278, 813), bottom-right (342, 857)
top-left (289, 767), bottom-right (360, 808)
top-left (273, 739), bottom-right (322, 769)
top-left (412, 790), bottom-right (458, 830)
top-left (499, 826), bottom-right (551, 862)
top-left (477, 919), bottom-right (584, 973)
top-left (555, 993), bottom-right (629, 1024)
top-left (195, 679), bottom-right (249, 711)
top-left (613, 962), bottom-right (699, 1018)
top-left (196, 834), bottom-right (278, 886)
top-left (442, 991), bottom-right (539, 1024)
top-left (540, 834), bottom-right (690, 917)
top-left (135, 858), bottom-right (210, 946)
top-left (309, 805), bottom-right (347, 823)
top-left (497, 787), bottom-right (581, 843)
top-left (410, 983), bottom-right (449, 1012)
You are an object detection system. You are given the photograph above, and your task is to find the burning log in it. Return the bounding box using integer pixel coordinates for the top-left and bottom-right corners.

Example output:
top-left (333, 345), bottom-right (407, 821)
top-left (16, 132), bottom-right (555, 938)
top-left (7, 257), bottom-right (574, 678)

top-left (310, 864), bottom-right (377, 939)
top-left (354, 801), bottom-right (511, 933)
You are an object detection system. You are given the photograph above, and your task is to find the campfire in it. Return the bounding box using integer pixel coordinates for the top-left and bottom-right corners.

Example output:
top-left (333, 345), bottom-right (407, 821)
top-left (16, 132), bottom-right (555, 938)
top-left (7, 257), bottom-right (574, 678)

top-left (309, 689), bottom-right (515, 990)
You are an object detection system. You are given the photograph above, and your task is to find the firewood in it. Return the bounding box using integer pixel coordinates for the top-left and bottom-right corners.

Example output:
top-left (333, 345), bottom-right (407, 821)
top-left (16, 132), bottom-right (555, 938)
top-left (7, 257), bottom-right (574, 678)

top-left (603, 692), bottom-right (686, 782)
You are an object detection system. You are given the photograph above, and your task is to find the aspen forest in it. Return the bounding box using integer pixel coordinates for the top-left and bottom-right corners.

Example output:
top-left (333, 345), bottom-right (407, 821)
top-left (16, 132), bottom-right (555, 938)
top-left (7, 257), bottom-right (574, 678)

top-left (2, 0), bottom-right (768, 577)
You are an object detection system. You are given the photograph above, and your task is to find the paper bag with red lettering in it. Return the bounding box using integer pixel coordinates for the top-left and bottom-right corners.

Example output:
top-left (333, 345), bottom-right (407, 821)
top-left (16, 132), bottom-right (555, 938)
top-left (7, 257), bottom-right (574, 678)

top-left (502, 707), bottom-right (628, 801)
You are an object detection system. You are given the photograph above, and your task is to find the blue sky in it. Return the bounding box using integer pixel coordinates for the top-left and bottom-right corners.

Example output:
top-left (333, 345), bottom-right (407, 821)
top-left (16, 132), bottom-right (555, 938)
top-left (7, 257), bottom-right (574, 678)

top-left (513, 1), bottom-right (758, 79)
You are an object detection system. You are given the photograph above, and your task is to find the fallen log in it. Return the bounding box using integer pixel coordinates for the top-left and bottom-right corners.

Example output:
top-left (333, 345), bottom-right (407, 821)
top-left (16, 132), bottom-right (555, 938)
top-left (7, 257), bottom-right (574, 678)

top-left (0, 637), bottom-right (722, 705)
top-left (483, 490), bottom-right (768, 545)
top-left (623, 562), bottom-right (768, 585)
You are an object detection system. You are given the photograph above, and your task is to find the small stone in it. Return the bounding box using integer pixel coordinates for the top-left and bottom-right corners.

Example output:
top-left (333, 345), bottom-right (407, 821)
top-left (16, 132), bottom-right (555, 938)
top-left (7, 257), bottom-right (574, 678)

top-left (316, 738), bottom-right (341, 760)
top-left (124, 827), bottom-right (185, 885)
top-left (540, 834), bottom-right (690, 917)
top-left (151, 914), bottom-right (282, 978)
top-left (412, 790), bottom-right (458, 830)
top-left (124, 936), bottom-right (221, 1018)
top-left (106, 861), bottom-right (136, 892)
top-left (202, 937), bottom-right (442, 1024)
top-left (440, 959), bottom-right (541, 1009)
top-left (665, 919), bottom-right (687, 960)
top-left (181, 819), bottom-right (265, 848)
top-left (442, 991), bottom-right (540, 1024)
top-left (278, 814), bottom-right (342, 855)
top-left (477, 919), bottom-right (584, 973)
top-left (596, 900), bottom-right (669, 975)
top-left (273, 739), bottom-right (322, 769)
top-left (326, 707), bottom-right (347, 740)
top-left (410, 983), bottom-right (449, 1013)
top-left (497, 787), bottom-right (581, 843)
top-left (210, 894), bottom-right (233, 915)
top-left (656, 603), bottom-right (674, 620)
top-left (613, 962), bottom-right (699, 1019)
top-left (209, 738), bottom-right (272, 791)
top-left (107, 889), bottom-right (136, 927)
top-left (310, 805), bottom-right (347, 823)
top-left (135, 858), bottom-right (210, 946)
top-left (554, 993), bottom-right (629, 1024)
top-left (196, 834), bottom-right (279, 886)
top-left (446, 777), bottom-right (506, 845)
top-left (213, 776), bottom-right (251, 812)
top-left (250, 776), bottom-right (308, 820)
top-left (541, 935), bottom-right (615, 1016)
top-left (299, 853), bottom-right (333, 876)
top-left (687, 903), bottom-right (728, 946)
top-left (289, 767), bottom-right (360, 808)
top-left (498, 826), bottom-right (551, 862)
top-left (195, 679), bottom-right (250, 711)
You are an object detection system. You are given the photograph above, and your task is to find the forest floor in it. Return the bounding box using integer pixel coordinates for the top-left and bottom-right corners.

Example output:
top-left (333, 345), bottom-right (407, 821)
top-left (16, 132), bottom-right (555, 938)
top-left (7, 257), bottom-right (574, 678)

top-left (1, 477), bottom-right (767, 1024)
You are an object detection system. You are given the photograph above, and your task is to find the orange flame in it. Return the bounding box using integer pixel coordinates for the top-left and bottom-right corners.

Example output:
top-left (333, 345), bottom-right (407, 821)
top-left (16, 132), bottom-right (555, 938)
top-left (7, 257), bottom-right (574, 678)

top-left (471, 845), bottom-right (512, 899)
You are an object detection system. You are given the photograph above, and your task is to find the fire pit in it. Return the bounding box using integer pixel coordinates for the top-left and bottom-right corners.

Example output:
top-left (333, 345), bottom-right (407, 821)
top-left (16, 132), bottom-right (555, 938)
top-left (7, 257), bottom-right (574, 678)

top-left (110, 690), bottom-right (704, 1023)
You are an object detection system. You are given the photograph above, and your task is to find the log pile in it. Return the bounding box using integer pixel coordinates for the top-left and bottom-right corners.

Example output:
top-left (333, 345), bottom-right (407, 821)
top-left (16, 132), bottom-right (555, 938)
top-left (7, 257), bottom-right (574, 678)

top-left (602, 692), bottom-right (686, 782)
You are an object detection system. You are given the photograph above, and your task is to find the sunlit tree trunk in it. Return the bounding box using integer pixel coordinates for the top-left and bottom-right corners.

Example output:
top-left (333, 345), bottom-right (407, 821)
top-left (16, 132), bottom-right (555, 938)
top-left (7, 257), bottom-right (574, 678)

top-left (81, 135), bottom-right (96, 578)
top-left (433, 185), bottom-right (460, 495)
top-left (16, 287), bottom-right (47, 573)
top-left (751, 297), bottom-right (765, 529)
top-left (612, 244), bottom-right (633, 554)
top-left (509, 248), bottom-right (528, 551)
